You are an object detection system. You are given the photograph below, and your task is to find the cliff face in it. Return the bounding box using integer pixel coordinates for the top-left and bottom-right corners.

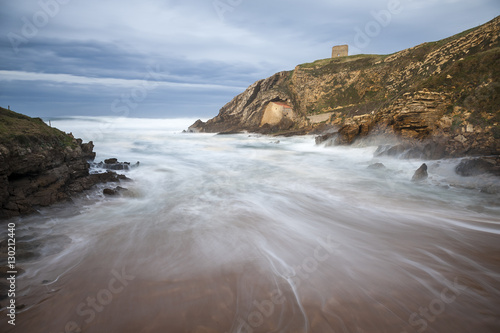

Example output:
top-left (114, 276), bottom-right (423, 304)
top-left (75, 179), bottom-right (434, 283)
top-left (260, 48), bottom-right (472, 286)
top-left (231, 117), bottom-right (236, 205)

top-left (191, 71), bottom-right (309, 134)
top-left (189, 16), bottom-right (500, 157)
top-left (0, 108), bottom-right (120, 219)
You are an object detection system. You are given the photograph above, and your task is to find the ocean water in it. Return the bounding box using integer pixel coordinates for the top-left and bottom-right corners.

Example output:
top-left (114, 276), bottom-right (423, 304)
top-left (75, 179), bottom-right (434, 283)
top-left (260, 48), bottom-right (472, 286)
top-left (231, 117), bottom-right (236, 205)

top-left (1, 117), bottom-right (500, 333)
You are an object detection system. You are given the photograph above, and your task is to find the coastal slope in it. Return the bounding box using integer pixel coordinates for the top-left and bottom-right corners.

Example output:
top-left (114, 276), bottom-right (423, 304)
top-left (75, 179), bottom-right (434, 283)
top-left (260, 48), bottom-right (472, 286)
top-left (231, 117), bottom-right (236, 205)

top-left (0, 108), bottom-right (120, 219)
top-left (189, 16), bottom-right (500, 158)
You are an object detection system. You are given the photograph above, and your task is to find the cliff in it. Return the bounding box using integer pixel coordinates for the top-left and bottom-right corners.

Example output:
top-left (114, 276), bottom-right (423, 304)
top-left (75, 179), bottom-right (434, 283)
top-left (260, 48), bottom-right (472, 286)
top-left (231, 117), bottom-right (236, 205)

top-left (0, 107), bottom-right (122, 219)
top-left (189, 16), bottom-right (500, 158)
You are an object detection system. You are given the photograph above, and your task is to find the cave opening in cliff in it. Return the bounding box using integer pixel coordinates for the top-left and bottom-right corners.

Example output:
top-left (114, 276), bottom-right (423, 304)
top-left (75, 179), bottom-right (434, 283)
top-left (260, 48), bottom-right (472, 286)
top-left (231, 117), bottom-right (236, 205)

top-left (260, 100), bottom-right (295, 127)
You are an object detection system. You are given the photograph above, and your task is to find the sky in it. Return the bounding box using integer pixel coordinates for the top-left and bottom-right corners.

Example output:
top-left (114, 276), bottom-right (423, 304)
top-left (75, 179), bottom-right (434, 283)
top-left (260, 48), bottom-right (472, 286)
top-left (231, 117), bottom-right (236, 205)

top-left (0, 0), bottom-right (499, 119)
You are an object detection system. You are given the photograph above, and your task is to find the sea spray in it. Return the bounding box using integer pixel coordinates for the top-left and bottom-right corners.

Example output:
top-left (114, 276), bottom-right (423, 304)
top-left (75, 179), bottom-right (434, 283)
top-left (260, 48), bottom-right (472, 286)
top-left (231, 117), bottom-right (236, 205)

top-left (2, 117), bottom-right (499, 333)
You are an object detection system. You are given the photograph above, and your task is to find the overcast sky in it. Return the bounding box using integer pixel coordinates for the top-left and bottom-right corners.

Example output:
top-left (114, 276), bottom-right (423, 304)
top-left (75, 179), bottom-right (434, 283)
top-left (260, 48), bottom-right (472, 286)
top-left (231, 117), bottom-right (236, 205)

top-left (0, 0), bottom-right (498, 119)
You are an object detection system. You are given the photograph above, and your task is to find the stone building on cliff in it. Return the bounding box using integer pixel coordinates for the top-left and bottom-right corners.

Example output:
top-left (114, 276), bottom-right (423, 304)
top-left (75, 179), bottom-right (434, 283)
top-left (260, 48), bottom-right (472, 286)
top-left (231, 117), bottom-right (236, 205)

top-left (332, 45), bottom-right (348, 57)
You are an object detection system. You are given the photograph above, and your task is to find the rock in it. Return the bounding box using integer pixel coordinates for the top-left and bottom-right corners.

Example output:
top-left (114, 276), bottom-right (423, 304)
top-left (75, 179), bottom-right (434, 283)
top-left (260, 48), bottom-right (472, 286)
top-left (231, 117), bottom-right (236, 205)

top-left (367, 163), bottom-right (386, 170)
top-left (455, 157), bottom-right (500, 177)
top-left (103, 188), bottom-right (117, 196)
top-left (374, 140), bottom-right (447, 160)
top-left (315, 132), bottom-right (338, 145)
top-left (187, 119), bottom-right (205, 133)
top-left (103, 186), bottom-right (128, 196)
top-left (0, 107), bottom-right (133, 219)
top-left (412, 163), bottom-right (428, 182)
top-left (216, 130), bottom-right (244, 135)
top-left (375, 144), bottom-right (408, 157)
top-left (92, 159), bottom-right (138, 171)
top-left (186, 17), bottom-right (500, 158)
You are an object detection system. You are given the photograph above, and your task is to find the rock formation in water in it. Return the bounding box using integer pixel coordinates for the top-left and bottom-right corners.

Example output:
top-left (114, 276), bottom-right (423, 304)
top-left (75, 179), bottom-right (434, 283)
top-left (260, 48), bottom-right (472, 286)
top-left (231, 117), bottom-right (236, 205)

top-left (0, 107), bottom-right (124, 219)
top-left (411, 163), bottom-right (429, 182)
top-left (189, 16), bottom-right (500, 158)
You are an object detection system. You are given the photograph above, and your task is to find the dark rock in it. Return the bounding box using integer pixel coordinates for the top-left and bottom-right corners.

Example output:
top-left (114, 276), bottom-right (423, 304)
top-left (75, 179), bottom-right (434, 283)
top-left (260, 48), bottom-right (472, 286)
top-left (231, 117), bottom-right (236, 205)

top-left (422, 141), bottom-right (446, 160)
top-left (0, 108), bottom-right (135, 219)
top-left (455, 157), bottom-right (500, 177)
top-left (92, 159), bottom-right (138, 171)
top-left (103, 186), bottom-right (128, 196)
top-left (412, 163), bottom-right (428, 182)
top-left (216, 130), bottom-right (244, 135)
top-left (103, 188), bottom-right (118, 195)
top-left (374, 141), bottom-right (447, 160)
top-left (117, 174), bottom-right (131, 181)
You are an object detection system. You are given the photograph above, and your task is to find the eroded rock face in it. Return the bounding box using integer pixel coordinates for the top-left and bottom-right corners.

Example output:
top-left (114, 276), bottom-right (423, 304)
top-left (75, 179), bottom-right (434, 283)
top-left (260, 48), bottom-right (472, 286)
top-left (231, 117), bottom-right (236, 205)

top-left (0, 140), bottom-right (126, 219)
top-left (0, 109), bottom-right (124, 219)
top-left (188, 71), bottom-right (308, 134)
top-left (189, 16), bottom-right (500, 158)
top-left (381, 91), bottom-right (450, 139)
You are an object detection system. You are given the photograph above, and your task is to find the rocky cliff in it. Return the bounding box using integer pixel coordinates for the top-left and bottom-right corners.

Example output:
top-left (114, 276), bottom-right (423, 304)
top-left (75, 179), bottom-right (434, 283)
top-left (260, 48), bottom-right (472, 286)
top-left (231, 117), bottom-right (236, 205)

top-left (189, 16), bottom-right (500, 158)
top-left (0, 108), bottom-right (122, 219)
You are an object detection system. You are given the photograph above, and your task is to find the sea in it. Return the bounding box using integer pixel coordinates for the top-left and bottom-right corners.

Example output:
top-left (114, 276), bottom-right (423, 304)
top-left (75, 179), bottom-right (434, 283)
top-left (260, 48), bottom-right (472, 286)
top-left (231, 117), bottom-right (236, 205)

top-left (1, 116), bottom-right (500, 333)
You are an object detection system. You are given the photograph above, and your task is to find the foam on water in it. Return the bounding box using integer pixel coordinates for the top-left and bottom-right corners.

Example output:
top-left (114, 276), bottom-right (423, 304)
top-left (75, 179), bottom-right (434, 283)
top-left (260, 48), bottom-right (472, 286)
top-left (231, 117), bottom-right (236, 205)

top-left (1, 117), bottom-right (499, 333)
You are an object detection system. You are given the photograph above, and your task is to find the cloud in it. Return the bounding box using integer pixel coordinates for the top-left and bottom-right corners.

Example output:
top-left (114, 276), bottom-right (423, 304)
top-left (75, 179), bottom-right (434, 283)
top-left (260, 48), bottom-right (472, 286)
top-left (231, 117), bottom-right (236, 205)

top-left (0, 70), bottom-right (246, 91)
top-left (1, 0), bottom-right (498, 118)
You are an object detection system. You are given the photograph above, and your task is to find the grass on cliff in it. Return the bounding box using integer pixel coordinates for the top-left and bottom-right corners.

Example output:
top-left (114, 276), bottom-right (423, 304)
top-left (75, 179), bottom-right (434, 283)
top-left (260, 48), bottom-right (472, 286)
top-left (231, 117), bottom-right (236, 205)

top-left (420, 46), bottom-right (500, 137)
top-left (298, 54), bottom-right (387, 69)
top-left (0, 107), bottom-right (75, 148)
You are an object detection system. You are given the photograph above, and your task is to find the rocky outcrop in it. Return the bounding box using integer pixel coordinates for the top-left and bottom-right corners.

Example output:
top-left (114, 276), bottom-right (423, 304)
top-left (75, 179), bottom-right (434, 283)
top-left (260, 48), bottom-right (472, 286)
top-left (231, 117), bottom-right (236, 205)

top-left (103, 186), bottom-right (128, 196)
top-left (189, 16), bottom-right (500, 159)
top-left (412, 163), bottom-right (429, 182)
top-left (455, 157), bottom-right (500, 177)
top-left (189, 71), bottom-right (309, 134)
top-left (92, 158), bottom-right (139, 171)
top-left (0, 108), bottom-right (125, 219)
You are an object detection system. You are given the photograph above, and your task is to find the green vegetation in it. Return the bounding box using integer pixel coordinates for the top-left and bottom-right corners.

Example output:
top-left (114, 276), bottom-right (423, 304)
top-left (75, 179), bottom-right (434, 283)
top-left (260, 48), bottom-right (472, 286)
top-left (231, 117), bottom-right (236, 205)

top-left (426, 25), bottom-right (481, 49)
top-left (298, 54), bottom-right (386, 69)
top-left (297, 54), bottom-right (386, 79)
top-left (285, 19), bottom-right (498, 121)
top-left (421, 46), bottom-right (500, 133)
top-left (451, 115), bottom-right (463, 131)
top-left (0, 107), bottom-right (76, 148)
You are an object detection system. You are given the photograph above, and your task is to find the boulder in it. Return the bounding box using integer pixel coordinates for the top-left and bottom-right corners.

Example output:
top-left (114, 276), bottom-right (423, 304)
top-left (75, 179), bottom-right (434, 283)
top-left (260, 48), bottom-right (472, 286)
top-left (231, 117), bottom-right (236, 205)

top-left (103, 186), bottom-right (128, 196)
top-left (92, 159), bottom-right (139, 171)
top-left (455, 157), bottom-right (500, 177)
top-left (412, 163), bottom-right (428, 182)
top-left (103, 188), bottom-right (118, 196)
